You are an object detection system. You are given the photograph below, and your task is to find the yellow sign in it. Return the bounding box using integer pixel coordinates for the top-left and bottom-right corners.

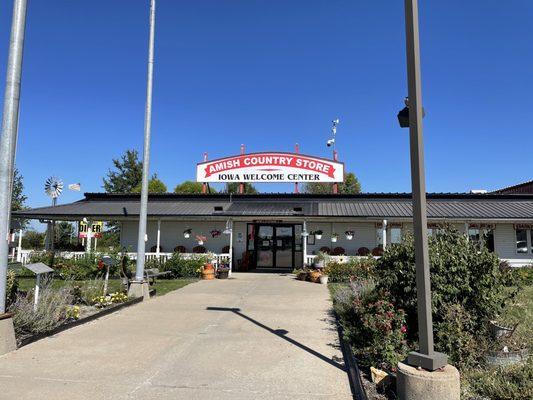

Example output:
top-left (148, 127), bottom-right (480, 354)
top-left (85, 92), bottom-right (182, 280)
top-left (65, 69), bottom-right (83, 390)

top-left (79, 221), bottom-right (103, 238)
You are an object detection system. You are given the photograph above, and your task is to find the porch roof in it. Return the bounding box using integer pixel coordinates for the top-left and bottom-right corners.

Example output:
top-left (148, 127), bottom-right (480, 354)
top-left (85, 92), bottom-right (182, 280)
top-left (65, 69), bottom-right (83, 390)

top-left (13, 192), bottom-right (533, 221)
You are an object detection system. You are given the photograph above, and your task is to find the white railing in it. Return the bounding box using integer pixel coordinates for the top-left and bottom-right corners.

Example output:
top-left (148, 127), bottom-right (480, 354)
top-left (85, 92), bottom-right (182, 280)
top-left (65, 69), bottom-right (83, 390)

top-left (305, 254), bottom-right (378, 266)
top-left (17, 250), bottom-right (232, 268)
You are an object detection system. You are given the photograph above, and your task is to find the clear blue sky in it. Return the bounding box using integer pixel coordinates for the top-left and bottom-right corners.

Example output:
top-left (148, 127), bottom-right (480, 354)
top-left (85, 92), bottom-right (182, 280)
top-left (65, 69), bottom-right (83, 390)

top-left (1, 0), bottom-right (532, 208)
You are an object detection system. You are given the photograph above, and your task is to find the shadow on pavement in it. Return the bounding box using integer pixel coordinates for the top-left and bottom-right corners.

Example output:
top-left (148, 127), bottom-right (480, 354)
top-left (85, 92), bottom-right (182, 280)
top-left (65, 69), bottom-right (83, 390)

top-left (206, 306), bottom-right (346, 372)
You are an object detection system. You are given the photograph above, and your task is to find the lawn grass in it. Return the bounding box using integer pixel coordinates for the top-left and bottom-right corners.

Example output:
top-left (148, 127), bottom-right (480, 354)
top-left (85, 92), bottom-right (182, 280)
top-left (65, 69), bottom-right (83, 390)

top-left (16, 277), bottom-right (197, 297)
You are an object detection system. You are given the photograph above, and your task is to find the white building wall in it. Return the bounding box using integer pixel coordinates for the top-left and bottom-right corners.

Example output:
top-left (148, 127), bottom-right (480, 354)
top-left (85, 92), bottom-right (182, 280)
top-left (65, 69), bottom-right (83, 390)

top-left (494, 223), bottom-right (532, 261)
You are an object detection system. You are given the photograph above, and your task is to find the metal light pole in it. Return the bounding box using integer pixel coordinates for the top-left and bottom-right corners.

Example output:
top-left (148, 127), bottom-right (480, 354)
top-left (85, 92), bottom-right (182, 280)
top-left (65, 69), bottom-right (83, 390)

top-left (134, 0), bottom-right (156, 282)
top-left (0, 0), bottom-right (28, 314)
top-left (404, 0), bottom-right (447, 371)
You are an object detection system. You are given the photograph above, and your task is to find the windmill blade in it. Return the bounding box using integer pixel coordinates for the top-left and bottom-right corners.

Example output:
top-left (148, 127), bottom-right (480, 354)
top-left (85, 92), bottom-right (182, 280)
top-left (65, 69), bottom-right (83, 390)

top-left (45, 176), bottom-right (64, 199)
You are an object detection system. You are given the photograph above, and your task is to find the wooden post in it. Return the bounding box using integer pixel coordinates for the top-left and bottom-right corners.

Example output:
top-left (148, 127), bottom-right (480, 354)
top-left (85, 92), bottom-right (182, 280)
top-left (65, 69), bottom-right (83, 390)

top-left (332, 150), bottom-right (339, 194)
top-left (202, 152), bottom-right (208, 194)
top-left (294, 143), bottom-right (300, 194)
top-left (239, 144), bottom-right (245, 194)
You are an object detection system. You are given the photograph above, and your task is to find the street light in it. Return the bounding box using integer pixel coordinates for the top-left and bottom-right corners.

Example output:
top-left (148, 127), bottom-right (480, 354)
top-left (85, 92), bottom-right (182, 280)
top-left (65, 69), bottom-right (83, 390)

top-left (402, 0), bottom-right (447, 371)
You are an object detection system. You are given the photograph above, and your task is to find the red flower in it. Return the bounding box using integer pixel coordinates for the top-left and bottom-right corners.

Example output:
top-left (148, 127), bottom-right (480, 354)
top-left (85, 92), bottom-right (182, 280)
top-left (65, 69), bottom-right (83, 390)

top-left (400, 325), bottom-right (407, 333)
top-left (97, 260), bottom-right (104, 270)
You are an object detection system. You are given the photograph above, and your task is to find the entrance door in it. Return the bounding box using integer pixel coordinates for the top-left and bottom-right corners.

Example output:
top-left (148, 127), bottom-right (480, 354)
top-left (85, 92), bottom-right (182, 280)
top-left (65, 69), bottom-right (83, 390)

top-left (251, 224), bottom-right (302, 269)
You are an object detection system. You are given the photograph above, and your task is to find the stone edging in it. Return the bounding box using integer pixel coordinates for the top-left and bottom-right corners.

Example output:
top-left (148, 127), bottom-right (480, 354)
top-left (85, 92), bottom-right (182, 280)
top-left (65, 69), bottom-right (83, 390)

top-left (332, 309), bottom-right (368, 400)
top-left (0, 312), bottom-right (14, 321)
top-left (19, 296), bottom-right (144, 347)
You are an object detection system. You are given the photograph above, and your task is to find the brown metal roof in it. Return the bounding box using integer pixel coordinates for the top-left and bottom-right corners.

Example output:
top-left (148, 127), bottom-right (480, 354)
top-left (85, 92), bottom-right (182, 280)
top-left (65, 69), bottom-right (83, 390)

top-left (13, 192), bottom-right (533, 221)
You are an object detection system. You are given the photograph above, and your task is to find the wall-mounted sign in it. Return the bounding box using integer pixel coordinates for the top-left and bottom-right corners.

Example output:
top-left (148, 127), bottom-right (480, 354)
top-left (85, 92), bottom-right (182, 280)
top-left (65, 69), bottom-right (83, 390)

top-left (79, 221), bottom-right (103, 238)
top-left (197, 152), bottom-right (344, 183)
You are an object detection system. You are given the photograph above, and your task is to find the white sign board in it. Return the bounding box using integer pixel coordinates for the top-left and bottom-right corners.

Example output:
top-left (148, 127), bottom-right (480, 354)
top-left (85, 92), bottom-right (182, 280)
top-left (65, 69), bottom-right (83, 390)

top-left (197, 152), bottom-right (344, 183)
top-left (25, 262), bottom-right (54, 275)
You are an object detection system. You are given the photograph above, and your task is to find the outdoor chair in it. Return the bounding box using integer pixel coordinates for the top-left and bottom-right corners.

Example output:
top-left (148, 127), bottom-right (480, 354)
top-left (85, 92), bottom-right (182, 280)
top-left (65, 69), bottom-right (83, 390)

top-left (357, 247), bottom-right (370, 256)
top-left (331, 247), bottom-right (345, 256)
top-left (319, 247), bottom-right (331, 254)
top-left (371, 247), bottom-right (384, 256)
top-left (192, 245), bottom-right (206, 254)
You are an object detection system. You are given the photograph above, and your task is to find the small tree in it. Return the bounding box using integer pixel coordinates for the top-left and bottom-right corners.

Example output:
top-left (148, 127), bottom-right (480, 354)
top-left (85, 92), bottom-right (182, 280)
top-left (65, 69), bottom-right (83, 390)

top-left (174, 181), bottom-right (213, 194)
top-left (54, 221), bottom-right (75, 249)
top-left (11, 168), bottom-right (27, 211)
top-left (224, 182), bottom-right (258, 194)
top-left (303, 171), bottom-right (361, 194)
top-left (132, 174), bottom-right (167, 193)
top-left (22, 231), bottom-right (46, 249)
top-left (103, 149), bottom-right (143, 193)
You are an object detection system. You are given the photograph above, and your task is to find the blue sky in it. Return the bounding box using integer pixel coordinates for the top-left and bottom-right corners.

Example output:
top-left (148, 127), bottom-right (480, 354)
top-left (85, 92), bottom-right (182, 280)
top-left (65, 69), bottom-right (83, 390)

top-left (0, 0), bottom-right (532, 209)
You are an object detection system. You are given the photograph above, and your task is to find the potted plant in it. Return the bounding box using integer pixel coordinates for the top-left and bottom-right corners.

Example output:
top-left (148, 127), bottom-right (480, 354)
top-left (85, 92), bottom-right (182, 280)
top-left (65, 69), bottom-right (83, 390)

top-left (331, 233), bottom-right (339, 243)
top-left (345, 230), bottom-right (354, 240)
top-left (313, 230), bottom-right (323, 240)
top-left (319, 273), bottom-right (329, 284)
top-left (293, 268), bottom-right (308, 281)
top-left (217, 264), bottom-right (230, 279)
top-left (313, 251), bottom-right (328, 269)
top-left (183, 228), bottom-right (192, 239)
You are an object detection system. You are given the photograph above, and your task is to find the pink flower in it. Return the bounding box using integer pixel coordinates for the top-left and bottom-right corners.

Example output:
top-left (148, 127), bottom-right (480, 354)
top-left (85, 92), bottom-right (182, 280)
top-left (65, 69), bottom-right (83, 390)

top-left (400, 325), bottom-right (407, 333)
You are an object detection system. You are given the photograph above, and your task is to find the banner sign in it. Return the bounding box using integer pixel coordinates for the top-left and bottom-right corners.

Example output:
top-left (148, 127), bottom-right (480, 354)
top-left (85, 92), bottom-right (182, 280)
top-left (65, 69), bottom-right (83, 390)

top-left (79, 221), bottom-right (103, 238)
top-left (197, 152), bottom-right (344, 183)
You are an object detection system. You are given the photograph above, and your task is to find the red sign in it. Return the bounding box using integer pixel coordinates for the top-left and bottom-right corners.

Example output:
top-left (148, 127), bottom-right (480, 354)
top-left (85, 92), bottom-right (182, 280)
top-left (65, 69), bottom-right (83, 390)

top-left (197, 152), bottom-right (344, 183)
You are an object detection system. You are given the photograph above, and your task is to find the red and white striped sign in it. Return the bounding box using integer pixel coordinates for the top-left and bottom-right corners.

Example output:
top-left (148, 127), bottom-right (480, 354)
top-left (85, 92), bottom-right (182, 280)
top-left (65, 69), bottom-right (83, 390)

top-left (197, 152), bottom-right (344, 183)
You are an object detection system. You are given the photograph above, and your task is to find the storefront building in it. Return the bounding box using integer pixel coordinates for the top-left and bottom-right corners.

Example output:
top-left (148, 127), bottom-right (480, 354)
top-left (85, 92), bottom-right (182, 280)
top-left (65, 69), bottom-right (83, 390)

top-left (14, 191), bottom-right (533, 269)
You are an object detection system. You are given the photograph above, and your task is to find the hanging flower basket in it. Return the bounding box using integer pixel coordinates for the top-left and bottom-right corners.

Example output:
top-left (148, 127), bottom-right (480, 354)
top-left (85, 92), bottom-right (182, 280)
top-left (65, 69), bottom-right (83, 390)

top-left (345, 230), bottom-right (354, 240)
top-left (331, 233), bottom-right (338, 243)
top-left (183, 229), bottom-right (192, 239)
top-left (313, 230), bottom-right (323, 240)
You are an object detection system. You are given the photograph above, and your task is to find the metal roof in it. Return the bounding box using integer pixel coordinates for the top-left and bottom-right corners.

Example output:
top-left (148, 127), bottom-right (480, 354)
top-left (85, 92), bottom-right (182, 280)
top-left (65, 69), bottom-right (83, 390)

top-left (13, 192), bottom-right (533, 221)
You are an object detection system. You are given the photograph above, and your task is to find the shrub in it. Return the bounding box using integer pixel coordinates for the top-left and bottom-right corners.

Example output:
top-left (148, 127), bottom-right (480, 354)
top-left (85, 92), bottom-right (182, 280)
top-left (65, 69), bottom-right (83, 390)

top-left (462, 358), bottom-right (533, 400)
top-left (338, 288), bottom-right (409, 370)
top-left (375, 228), bottom-right (519, 369)
top-left (9, 281), bottom-right (74, 337)
top-left (162, 253), bottom-right (209, 278)
top-left (6, 269), bottom-right (18, 307)
top-left (324, 257), bottom-right (375, 283)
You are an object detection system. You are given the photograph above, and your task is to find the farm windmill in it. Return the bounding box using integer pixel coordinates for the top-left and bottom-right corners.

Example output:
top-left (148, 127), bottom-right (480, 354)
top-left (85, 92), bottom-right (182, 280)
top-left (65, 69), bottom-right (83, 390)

top-left (44, 177), bottom-right (63, 251)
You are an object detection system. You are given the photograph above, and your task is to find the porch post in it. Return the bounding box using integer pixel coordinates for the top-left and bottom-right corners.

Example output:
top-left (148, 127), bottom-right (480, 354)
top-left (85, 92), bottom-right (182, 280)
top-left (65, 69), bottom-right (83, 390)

top-left (85, 220), bottom-right (92, 254)
top-left (156, 219), bottom-right (161, 256)
top-left (228, 220), bottom-right (233, 275)
top-left (302, 221), bottom-right (308, 266)
top-left (382, 219), bottom-right (388, 249)
top-left (16, 228), bottom-right (22, 262)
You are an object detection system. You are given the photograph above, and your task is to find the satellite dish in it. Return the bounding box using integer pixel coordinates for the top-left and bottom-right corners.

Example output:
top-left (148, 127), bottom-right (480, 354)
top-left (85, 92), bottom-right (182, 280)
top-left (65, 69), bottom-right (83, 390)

top-left (44, 176), bottom-right (63, 199)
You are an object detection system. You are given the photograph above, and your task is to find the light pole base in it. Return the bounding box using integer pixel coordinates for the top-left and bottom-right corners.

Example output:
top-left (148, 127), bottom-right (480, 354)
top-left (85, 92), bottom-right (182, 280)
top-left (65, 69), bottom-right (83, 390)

top-left (0, 313), bottom-right (17, 355)
top-left (407, 350), bottom-right (448, 371)
top-left (397, 361), bottom-right (460, 400)
top-left (127, 280), bottom-right (150, 299)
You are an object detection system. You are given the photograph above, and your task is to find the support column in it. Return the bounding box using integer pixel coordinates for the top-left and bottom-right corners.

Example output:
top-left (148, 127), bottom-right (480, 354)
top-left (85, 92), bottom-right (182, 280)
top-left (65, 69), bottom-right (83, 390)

top-left (201, 152), bottom-right (208, 194)
top-left (85, 220), bottom-right (92, 254)
top-left (156, 219), bottom-right (161, 256)
top-left (16, 228), bottom-right (22, 262)
top-left (382, 219), bottom-right (388, 250)
top-left (302, 221), bottom-right (308, 266)
top-left (239, 144), bottom-right (245, 194)
top-left (228, 220), bottom-right (234, 276)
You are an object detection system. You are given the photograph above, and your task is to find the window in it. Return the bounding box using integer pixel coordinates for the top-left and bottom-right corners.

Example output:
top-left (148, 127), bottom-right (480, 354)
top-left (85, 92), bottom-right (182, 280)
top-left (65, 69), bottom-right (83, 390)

top-left (390, 228), bottom-right (402, 244)
top-left (468, 228), bottom-right (481, 247)
top-left (516, 229), bottom-right (528, 254)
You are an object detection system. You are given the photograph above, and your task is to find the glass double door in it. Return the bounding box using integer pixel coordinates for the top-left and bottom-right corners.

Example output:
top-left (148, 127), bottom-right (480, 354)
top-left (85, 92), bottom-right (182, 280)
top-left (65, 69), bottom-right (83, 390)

top-left (254, 224), bottom-right (302, 269)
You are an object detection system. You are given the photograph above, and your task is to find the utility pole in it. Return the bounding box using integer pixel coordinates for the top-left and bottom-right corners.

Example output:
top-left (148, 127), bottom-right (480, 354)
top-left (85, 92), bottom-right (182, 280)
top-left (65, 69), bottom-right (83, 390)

top-left (0, 0), bottom-right (28, 315)
top-left (404, 0), bottom-right (447, 371)
top-left (133, 0), bottom-right (156, 288)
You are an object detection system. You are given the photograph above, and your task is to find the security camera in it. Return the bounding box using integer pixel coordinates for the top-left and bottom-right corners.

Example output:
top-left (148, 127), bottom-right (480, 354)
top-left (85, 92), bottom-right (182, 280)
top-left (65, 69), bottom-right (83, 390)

top-left (326, 138), bottom-right (335, 147)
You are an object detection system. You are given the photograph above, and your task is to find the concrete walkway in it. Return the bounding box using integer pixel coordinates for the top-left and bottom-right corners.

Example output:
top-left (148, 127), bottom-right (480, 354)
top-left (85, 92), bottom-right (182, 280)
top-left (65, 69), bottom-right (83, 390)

top-left (0, 273), bottom-right (352, 400)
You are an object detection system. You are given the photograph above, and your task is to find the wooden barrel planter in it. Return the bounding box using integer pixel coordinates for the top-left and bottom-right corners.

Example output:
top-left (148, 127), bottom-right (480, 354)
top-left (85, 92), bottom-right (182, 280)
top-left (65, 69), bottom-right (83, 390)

top-left (201, 264), bottom-right (215, 280)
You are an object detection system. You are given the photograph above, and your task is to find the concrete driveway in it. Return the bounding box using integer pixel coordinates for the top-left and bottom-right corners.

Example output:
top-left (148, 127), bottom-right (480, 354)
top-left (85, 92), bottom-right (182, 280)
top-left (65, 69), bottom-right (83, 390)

top-left (0, 273), bottom-right (353, 400)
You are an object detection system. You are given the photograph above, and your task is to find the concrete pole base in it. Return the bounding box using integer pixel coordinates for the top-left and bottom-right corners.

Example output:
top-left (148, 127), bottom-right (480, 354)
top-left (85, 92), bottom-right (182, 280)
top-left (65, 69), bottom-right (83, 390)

top-left (127, 281), bottom-right (150, 299)
top-left (0, 313), bottom-right (17, 355)
top-left (396, 361), bottom-right (460, 400)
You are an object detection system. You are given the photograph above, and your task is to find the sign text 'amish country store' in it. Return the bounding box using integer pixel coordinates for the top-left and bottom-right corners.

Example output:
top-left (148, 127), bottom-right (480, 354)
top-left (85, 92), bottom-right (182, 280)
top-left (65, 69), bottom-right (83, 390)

top-left (196, 152), bottom-right (344, 183)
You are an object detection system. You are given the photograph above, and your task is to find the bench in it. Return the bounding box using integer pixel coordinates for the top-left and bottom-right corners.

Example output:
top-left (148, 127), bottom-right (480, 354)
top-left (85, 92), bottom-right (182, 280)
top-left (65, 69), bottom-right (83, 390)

top-left (144, 268), bottom-right (171, 285)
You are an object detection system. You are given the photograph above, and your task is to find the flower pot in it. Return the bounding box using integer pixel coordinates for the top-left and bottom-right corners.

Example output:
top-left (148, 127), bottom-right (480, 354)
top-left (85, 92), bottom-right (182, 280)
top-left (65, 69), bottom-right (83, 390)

top-left (315, 234), bottom-right (322, 240)
top-left (308, 270), bottom-right (321, 283)
top-left (319, 275), bottom-right (329, 284)
top-left (314, 260), bottom-right (324, 269)
top-left (201, 269), bottom-right (215, 280)
top-left (184, 233), bottom-right (190, 239)
top-left (331, 237), bottom-right (338, 243)
top-left (345, 234), bottom-right (353, 240)
top-left (297, 271), bottom-right (308, 281)
top-left (489, 320), bottom-right (516, 339)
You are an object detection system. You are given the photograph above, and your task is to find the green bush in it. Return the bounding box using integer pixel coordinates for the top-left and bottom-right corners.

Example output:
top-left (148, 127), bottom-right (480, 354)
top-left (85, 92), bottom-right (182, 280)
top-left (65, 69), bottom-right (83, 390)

top-left (162, 253), bottom-right (208, 278)
top-left (6, 269), bottom-right (18, 307)
top-left (324, 257), bottom-right (375, 283)
top-left (375, 229), bottom-right (519, 369)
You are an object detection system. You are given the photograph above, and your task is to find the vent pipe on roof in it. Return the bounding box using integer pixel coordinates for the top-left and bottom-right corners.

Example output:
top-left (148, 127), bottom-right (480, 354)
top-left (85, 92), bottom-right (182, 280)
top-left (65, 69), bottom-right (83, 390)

top-left (470, 190), bottom-right (488, 194)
